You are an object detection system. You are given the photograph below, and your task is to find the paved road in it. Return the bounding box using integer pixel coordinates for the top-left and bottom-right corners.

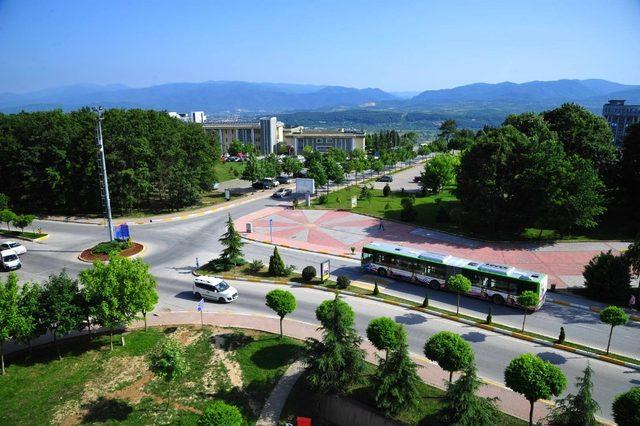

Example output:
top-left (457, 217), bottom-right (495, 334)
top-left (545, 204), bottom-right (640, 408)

top-left (6, 160), bottom-right (637, 421)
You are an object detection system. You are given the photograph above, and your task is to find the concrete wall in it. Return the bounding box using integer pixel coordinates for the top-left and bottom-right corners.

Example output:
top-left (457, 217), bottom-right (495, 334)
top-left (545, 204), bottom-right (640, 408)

top-left (316, 394), bottom-right (405, 426)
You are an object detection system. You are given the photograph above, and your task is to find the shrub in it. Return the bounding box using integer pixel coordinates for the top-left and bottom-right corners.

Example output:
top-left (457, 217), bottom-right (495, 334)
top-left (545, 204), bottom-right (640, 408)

top-left (612, 387), bottom-right (640, 426)
top-left (198, 401), bottom-right (243, 426)
top-left (435, 206), bottom-right (450, 223)
top-left (318, 194), bottom-right (328, 205)
top-left (285, 265), bottom-right (296, 276)
top-left (268, 247), bottom-right (287, 277)
top-left (383, 184), bottom-right (391, 197)
top-left (302, 266), bottom-right (317, 282)
top-left (247, 259), bottom-right (264, 273)
top-left (583, 250), bottom-right (630, 304)
top-left (91, 240), bottom-right (132, 255)
top-left (400, 195), bottom-right (417, 221)
top-left (336, 275), bottom-right (351, 289)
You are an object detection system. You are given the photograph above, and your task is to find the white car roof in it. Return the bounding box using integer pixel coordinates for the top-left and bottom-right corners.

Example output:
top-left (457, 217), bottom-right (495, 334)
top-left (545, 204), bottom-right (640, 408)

top-left (2, 241), bottom-right (19, 245)
top-left (194, 276), bottom-right (223, 285)
top-left (1, 249), bottom-right (17, 256)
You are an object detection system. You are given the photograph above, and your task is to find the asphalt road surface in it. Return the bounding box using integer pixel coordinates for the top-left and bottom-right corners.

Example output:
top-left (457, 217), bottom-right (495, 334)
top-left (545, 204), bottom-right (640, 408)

top-left (6, 161), bottom-right (638, 421)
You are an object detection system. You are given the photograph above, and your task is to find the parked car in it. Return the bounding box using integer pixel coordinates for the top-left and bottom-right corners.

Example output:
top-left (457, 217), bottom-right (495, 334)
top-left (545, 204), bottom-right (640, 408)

top-left (272, 188), bottom-right (293, 198)
top-left (193, 277), bottom-right (238, 303)
top-left (263, 177), bottom-right (280, 187)
top-left (252, 181), bottom-right (271, 190)
top-left (377, 175), bottom-right (393, 182)
top-left (276, 175), bottom-right (293, 184)
top-left (1, 249), bottom-right (21, 271)
top-left (413, 176), bottom-right (422, 183)
top-left (0, 241), bottom-right (26, 255)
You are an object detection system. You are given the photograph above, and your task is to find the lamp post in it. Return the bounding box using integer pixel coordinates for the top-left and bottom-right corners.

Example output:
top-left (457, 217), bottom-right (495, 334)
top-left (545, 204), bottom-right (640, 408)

top-left (269, 218), bottom-right (273, 243)
top-left (94, 106), bottom-right (114, 241)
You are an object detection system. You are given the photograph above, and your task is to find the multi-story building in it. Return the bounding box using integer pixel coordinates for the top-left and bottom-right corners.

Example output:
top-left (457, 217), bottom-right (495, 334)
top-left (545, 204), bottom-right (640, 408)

top-left (168, 111), bottom-right (207, 124)
top-left (602, 100), bottom-right (640, 146)
top-left (202, 117), bottom-right (284, 154)
top-left (282, 127), bottom-right (366, 154)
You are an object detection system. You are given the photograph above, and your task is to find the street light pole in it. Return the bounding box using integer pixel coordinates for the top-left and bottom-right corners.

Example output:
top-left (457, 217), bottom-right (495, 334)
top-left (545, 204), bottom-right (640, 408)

top-left (94, 106), bottom-right (115, 241)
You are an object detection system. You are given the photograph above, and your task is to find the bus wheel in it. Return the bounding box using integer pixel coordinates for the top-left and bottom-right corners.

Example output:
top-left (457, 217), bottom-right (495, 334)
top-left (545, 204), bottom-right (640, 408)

top-left (378, 268), bottom-right (387, 277)
top-left (429, 280), bottom-right (440, 290)
top-left (492, 294), bottom-right (505, 305)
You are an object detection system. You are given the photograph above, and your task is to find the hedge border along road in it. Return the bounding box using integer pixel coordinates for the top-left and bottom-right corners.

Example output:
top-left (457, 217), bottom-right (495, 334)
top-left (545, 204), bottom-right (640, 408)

top-left (240, 236), bottom-right (640, 324)
top-left (193, 270), bottom-right (640, 372)
top-left (0, 232), bottom-right (49, 243)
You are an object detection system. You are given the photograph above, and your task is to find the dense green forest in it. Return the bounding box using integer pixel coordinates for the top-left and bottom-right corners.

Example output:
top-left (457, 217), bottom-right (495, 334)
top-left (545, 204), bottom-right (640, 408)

top-left (0, 108), bottom-right (219, 215)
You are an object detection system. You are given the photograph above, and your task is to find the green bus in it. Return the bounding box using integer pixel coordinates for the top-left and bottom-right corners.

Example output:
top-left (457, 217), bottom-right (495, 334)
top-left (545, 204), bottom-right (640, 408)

top-left (361, 242), bottom-right (547, 309)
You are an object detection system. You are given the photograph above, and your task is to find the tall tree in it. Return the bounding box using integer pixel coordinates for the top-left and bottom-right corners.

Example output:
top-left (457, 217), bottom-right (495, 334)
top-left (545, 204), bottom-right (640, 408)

top-left (268, 246), bottom-right (287, 277)
top-left (424, 331), bottom-right (474, 383)
top-left (548, 363), bottom-right (599, 426)
top-left (281, 156), bottom-right (302, 176)
top-left (447, 274), bottom-right (472, 315)
top-left (0, 273), bottom-right (23, 374)
top-left (599, 306), bottom-right (628, 355)
top-left (217, 214), bottom-right (244, 269)
top-left (517, 291), bottom-right (539, 332)
top-left (304, 293), bottom-right (366, 393)
top-left (438, 119), bottom-right (458, 142)
top-left (148, 337), bottom-right (187, 408)
top-left (371, 338), bottom-right (421, 415)
top-left (366, 317), bottom-right (404, 360)
top-left (241, 153), bottom-right (264, 183)
top-left (307, 159), bottom-right (328, 189)
top-left (504, 353), bottom-right (567, 426)
top-left (619, 123), bottom-right (640, 226)
top-left (443, 363), bottom-right (500, 426)
top-left (542, 103), bottom-right (616, 174)
top-left (612, 387), bottom-right (640, 426)
top-left (15, 282), bottom-right (44, 353)
top-left (265, 289), bottom-right (297, 338)
top-left (80, 255), bottom-right (155, 349)
top-left (39, 270), bottom-right (84, 360)
top-left (421, 153), bottom-right (459, 194)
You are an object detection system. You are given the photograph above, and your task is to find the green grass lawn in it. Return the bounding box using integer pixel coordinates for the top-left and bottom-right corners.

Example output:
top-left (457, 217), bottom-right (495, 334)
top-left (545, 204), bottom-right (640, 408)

top-left (215, 161), bottom-right (245, 182)
top-left (280, 366), bottom-right (526, 426)
top-left (311, 185), bottom-right (632, 242)
top-left (0, 229), bottom-right (47, 239)
top-left (0, 326), bottom-right (302, 425)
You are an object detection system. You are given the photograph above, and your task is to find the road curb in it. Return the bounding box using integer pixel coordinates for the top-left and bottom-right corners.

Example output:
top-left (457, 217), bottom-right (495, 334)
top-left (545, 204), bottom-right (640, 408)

top-left (195, 271), bottom-right (640, 371)
top-left (0, 232), bottom-right (50, 243)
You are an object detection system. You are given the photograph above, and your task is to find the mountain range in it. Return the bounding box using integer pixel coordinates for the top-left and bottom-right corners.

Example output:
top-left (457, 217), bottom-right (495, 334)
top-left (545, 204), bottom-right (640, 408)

top-left (1, 79), bottom-right (639, 129)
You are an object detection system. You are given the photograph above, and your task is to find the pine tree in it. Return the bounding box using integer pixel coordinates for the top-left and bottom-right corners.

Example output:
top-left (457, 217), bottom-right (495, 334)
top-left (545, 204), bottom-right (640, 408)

top-left (304, 293), bottom-right (366, 393)
top-left (218, 214), bottom-right (244, 269)
top-left (444, 363), bottom-right (500, 425)
top-left (268, 246), bottom-right (286, 277)
top-left (371, 339), bottom-right (421, 415)
top-left (548, 364), bottom-right (599, 426)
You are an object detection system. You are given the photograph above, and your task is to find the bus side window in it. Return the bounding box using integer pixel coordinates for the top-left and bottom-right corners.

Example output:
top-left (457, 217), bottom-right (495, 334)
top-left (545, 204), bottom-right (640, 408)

top-left (491, 279), bottom-right (511, 293)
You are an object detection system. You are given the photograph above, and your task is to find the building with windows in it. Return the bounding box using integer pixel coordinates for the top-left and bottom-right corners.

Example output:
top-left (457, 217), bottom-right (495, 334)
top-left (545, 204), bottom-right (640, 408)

top-left (602, 100), bottom-right (640, 146)
top-left (168, 111), bottom-right (207, 124)
top-left (202, 117), bottom-right (284, 154)
top-left (282, 127), bottom-right (366, 154)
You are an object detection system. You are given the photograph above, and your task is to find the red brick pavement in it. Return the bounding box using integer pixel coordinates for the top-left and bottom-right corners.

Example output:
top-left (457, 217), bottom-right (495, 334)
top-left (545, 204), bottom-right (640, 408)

top-left (236, 207), bottom-right (625, 288)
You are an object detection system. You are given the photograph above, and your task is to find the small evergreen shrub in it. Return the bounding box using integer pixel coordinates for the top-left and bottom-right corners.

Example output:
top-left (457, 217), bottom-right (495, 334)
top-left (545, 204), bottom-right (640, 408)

top-left (336, 275), bottom-right (351, 289)
top-left (302, 266), bottom-right (317, 282)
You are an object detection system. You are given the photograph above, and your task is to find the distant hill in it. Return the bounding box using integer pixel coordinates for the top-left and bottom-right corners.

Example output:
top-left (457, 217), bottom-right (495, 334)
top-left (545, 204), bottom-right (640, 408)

top-left (0, 81), bottom-right (397, 114)
top-left (409, 79), bottom-right (639, 106)
top-left (2, 79), bottom-right (639, 131)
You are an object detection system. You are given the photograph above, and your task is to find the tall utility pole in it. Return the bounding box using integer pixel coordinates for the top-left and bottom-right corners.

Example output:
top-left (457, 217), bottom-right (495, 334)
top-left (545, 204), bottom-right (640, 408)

top-left (94, 106), bottom-right (114, 241)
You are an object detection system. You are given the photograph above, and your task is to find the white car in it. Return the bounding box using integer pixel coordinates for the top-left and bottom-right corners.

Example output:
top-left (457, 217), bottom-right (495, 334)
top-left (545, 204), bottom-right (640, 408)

top-left (1, 241), bottom-right (26, 255)
top-left (1, 249), bottom-right (21, 271)
top-left (193, 277), bottom-right (238, 303)
top-left (272, 188), bottom-right (293, 198)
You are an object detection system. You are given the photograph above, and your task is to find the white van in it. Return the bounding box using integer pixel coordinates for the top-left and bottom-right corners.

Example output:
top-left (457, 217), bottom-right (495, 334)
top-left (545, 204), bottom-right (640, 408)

top-left (193, 276), bottom-right (238, 303)
top-left (1, 249), bottom-right (21, 271)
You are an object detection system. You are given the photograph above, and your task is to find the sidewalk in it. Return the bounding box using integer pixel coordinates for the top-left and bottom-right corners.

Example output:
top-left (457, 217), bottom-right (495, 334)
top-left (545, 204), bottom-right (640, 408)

top-left (37, 182), bottom-right (293, 227)
top-left (141, 310), bottom-right (553, 424)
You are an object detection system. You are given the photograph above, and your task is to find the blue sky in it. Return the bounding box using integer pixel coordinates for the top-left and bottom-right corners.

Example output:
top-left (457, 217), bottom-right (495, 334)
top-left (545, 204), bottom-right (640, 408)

top-left (1, 0), bottom-right (639, 93)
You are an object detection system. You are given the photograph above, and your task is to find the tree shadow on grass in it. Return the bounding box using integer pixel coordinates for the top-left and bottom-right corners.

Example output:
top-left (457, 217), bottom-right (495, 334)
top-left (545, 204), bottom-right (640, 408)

top-left (249, 342), bottom-right (302, 370)
top-left (81, 397), bottom-right (133, 423)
